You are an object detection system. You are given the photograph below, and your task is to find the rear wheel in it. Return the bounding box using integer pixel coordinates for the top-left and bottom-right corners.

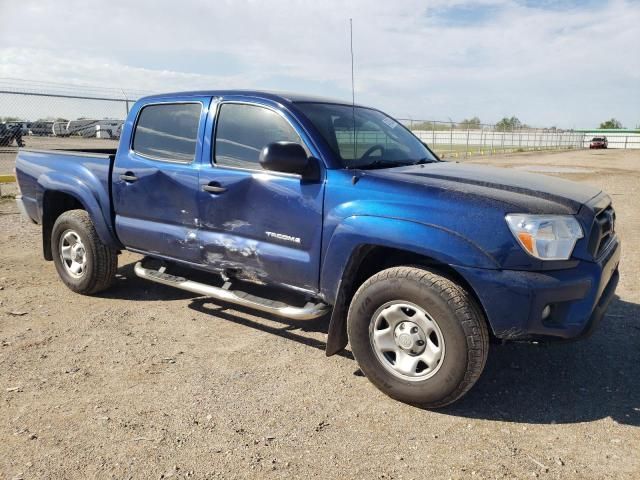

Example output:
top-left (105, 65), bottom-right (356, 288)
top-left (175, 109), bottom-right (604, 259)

top-left (51, 209), bottom-right (118, 294)
top-left (347, 266), bottom-right (489, 408)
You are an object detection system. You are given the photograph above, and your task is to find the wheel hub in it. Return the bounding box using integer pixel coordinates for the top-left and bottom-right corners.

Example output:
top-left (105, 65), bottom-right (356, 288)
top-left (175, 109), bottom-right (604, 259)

top-left (60, 229), bottom-right (87, 278)
top-left (369, 301), bottom-right (446, 381)
top-left (72, 244), bottom-right (85, 262)
top-left (394, 321), bottom-right (426, 354)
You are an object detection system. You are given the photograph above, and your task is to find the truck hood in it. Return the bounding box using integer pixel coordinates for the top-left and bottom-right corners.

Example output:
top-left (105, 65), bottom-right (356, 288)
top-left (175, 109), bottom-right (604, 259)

top-left (368, 162), bottom-right (601, 214)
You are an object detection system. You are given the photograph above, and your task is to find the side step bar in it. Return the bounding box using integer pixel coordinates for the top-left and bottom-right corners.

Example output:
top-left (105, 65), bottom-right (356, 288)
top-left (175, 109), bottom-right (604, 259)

top-left (134, 262), bottom-right (330, 320)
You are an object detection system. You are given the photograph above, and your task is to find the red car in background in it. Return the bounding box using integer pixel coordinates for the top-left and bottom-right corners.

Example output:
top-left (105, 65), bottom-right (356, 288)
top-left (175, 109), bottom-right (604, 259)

top-left (590, 136), bottom-right (608, 149)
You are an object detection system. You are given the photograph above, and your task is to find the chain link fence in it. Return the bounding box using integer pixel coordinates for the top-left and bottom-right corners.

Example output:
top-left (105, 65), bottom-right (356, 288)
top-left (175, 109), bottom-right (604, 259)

top-left (399, 119), bottom-right (639, 158)
top-left (398, 119), bottom-right (588, 159)
top-left (0, 78), bottom-right (152, 175)
top-left (0, 78), bottom-right (149, 137)
top-left (2, 78), bottom-right (639, 177)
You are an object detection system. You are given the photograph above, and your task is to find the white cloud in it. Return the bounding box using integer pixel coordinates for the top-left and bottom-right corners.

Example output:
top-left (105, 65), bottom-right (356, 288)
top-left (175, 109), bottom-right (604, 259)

top-left (0, 0), bottom-right (638, 127)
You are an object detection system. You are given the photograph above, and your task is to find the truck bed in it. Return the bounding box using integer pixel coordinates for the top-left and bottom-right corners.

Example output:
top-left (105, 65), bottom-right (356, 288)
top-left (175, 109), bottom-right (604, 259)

top-left (19, 147), bottom-right (118, 156)
top-left (15, 147), bottom-right (119, 247)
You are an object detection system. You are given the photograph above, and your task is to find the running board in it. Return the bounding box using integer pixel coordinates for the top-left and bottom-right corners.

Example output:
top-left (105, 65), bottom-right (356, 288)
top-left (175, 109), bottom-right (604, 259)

top-left (134, 262), bottom-right (330, 320)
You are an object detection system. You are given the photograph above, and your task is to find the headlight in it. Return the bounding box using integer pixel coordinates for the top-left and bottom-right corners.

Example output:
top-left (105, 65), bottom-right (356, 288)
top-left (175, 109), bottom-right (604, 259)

top-left (505, 214), bottom-right (583, 260)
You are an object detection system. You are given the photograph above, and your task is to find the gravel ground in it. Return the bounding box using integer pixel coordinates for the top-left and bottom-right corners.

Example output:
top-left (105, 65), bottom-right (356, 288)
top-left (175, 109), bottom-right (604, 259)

top-left (1, 149), bottom-right (639, 479)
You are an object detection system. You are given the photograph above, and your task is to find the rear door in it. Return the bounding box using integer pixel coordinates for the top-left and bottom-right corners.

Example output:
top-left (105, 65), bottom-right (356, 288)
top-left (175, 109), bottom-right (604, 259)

top-left (112, 97), bottom-right (210, 263)
top-left (196, 99), bottom-right (325, 292)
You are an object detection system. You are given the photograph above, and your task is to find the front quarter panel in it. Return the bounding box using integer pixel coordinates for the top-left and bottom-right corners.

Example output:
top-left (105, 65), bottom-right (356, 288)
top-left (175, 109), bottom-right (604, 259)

top-left (319, 214), bottom-right (499, 302)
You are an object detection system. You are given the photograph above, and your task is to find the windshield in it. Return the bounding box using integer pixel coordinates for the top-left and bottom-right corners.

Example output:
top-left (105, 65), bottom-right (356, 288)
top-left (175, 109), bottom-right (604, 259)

top-left (295, 102), bottom-right (437, 169)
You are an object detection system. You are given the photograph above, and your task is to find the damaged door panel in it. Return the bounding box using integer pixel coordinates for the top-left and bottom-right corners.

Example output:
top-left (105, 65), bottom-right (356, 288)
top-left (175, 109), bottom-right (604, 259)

top-left (197, 168), bottom-right (323, 290)
top-left (112, 98), bottom-right (211, 263)
top-left (197, 99), bottom-right (324, 292)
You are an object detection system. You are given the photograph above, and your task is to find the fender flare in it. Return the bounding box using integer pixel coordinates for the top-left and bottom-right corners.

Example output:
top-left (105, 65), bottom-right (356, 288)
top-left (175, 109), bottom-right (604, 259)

top-left (321, 215), bottom-right (498, 356)
top-left (37, 172), bottom-right (119, 249)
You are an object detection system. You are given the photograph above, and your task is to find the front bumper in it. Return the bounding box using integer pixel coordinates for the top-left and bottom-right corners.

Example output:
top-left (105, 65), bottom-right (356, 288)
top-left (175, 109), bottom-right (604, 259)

top-left (456, 238), bottom-right (621, 340)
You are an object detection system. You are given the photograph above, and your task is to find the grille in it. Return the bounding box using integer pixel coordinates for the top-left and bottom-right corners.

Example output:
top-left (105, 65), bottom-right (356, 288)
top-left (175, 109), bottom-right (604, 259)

top-left (588, 205), bottom-right (616, 258)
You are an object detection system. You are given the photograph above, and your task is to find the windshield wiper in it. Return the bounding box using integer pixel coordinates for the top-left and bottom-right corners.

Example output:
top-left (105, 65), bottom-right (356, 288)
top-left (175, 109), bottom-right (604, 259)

top-left (356, 160), bottom-right (414, 170)
top-left (412, 157), bottom-right (437, 165)
top-left (350, 157), bottom-right (437, 170)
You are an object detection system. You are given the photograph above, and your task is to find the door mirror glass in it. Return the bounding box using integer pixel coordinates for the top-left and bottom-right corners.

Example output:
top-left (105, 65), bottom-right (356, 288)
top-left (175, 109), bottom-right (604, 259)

top-left (259, 142), bottom-right (309, 175)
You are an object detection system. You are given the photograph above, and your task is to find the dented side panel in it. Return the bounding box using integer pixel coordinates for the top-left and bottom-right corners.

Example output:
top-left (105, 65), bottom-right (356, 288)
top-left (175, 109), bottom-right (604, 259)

top-left (112, 95), bottom-right (211, 263)
top-left (197, 167), bottom-right (324, 291)
top-left (113, 163), bottom-right (203, 262)
top-left (195, 96), bottom-right (326, 292)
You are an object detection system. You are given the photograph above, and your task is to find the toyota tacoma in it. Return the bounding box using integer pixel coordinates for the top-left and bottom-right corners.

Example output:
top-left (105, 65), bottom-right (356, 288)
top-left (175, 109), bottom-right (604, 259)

top-left (15, 91), bottom-right (620, 407)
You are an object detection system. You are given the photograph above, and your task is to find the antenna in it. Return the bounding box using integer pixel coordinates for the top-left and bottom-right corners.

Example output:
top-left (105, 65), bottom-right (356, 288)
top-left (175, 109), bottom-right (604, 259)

top-left (350, 18), bottom-right (355, 107)
top-left (350, 18), bottom-right (357, 161)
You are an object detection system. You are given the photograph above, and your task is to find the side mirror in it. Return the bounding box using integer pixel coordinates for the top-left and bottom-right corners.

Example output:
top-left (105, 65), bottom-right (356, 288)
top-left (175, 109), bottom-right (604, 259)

top-left (259, 142), bottom-right (310, 176)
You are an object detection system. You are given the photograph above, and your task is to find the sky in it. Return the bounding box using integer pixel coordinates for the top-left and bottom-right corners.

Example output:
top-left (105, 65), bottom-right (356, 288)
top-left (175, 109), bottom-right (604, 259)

top-left (0, 0), bottom-right (638, 128)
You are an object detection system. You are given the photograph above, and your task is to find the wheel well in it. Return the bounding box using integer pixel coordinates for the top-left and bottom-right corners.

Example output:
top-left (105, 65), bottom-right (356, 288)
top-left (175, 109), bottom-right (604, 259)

top-left (325, 245), bottom-right (493, 356)
top-left (42, 191), bottom-right (84, 260)
top-left (350, 246), bottom-right (476, 299)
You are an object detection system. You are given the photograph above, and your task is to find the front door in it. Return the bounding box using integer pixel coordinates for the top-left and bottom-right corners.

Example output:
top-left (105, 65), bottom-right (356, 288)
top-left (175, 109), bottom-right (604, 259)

top-left (197, 100), bottom-right (324, 292)
top-left (113, 98), bottom-right (210, 263)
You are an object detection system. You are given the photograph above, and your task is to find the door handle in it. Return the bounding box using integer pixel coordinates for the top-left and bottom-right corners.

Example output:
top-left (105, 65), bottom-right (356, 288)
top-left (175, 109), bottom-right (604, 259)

top-left (120, 172), bottom-right (138, 182)
top-left (202, 182), bottom-right (227, 194)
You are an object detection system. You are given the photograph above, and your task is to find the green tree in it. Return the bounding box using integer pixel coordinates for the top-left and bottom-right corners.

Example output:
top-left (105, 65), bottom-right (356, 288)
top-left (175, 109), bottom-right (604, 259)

top-left (495, 116), bottom-right (522, 131)
top-left (599, 118), bottom-right (623, 129)
top-left (459, 116), bottom-right (481, 129)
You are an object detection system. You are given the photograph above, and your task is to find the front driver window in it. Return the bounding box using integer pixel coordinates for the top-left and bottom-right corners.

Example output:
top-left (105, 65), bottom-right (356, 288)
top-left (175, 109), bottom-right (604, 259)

top-left (214, 103), bottom-right (303, 170)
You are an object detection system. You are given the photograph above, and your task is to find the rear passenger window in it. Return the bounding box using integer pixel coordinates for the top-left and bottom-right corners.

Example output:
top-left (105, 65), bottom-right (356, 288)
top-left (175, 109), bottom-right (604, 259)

top-left (214, 103), bottom-right (302, 170)
top-left (133, 103), bottom-right (202, 162)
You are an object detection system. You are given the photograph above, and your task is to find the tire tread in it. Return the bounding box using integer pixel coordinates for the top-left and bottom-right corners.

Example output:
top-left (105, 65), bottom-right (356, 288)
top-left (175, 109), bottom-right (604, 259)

top-left (52, 209), bottom-right (117, 295)
top-left (349, 265), bottom-right (489, 408)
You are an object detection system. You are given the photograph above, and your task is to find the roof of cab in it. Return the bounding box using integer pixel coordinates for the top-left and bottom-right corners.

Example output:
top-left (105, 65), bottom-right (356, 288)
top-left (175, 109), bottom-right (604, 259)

top-left (139, 90), bottom-right (365, 107)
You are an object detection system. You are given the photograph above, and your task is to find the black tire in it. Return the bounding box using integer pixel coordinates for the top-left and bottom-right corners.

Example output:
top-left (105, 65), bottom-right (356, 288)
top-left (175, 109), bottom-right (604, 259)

top-left (51, 209), bottom-right (118, 294)
top-left (347, 266), bottom-right (489, 408)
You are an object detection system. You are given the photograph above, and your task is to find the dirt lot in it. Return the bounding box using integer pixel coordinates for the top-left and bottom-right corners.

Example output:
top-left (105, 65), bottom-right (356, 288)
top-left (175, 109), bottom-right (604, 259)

top-left (1, 149), bottom-right (639, 479)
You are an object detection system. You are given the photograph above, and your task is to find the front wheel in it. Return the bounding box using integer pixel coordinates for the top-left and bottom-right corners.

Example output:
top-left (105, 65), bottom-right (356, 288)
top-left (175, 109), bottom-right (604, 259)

top-left (347, 266), bottom-right (489, 408)
top-left (51, 209), bottom-right (118, 294)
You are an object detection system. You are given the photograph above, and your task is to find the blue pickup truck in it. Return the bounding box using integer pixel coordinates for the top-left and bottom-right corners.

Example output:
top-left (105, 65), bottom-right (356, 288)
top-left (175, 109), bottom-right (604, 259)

top-left (15, 91), bottom-right (620, 407)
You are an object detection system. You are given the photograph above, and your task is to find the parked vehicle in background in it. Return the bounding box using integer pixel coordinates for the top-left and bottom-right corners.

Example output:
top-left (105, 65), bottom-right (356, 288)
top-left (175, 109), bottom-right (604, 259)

top-left (113, 122), bottom-right (123, 140)
top-left (0, 122), bottom-right (25, 147)
top-left (53, 121), bottom-right (70, 137)
top-left (95, 120), bottom-right (124, 139)
top-left (29, 121), bottom-right (55, 136)
top-left (66, 119), bottom-right (101, 137)
top-left (66, 119), bottom-right (124, 139)
top-left (590, 136), bottom-right (608, 149)
top-left (7, 121), bottom-right (30, 136)
top-left (14, 90), bottom-right (621, 408)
